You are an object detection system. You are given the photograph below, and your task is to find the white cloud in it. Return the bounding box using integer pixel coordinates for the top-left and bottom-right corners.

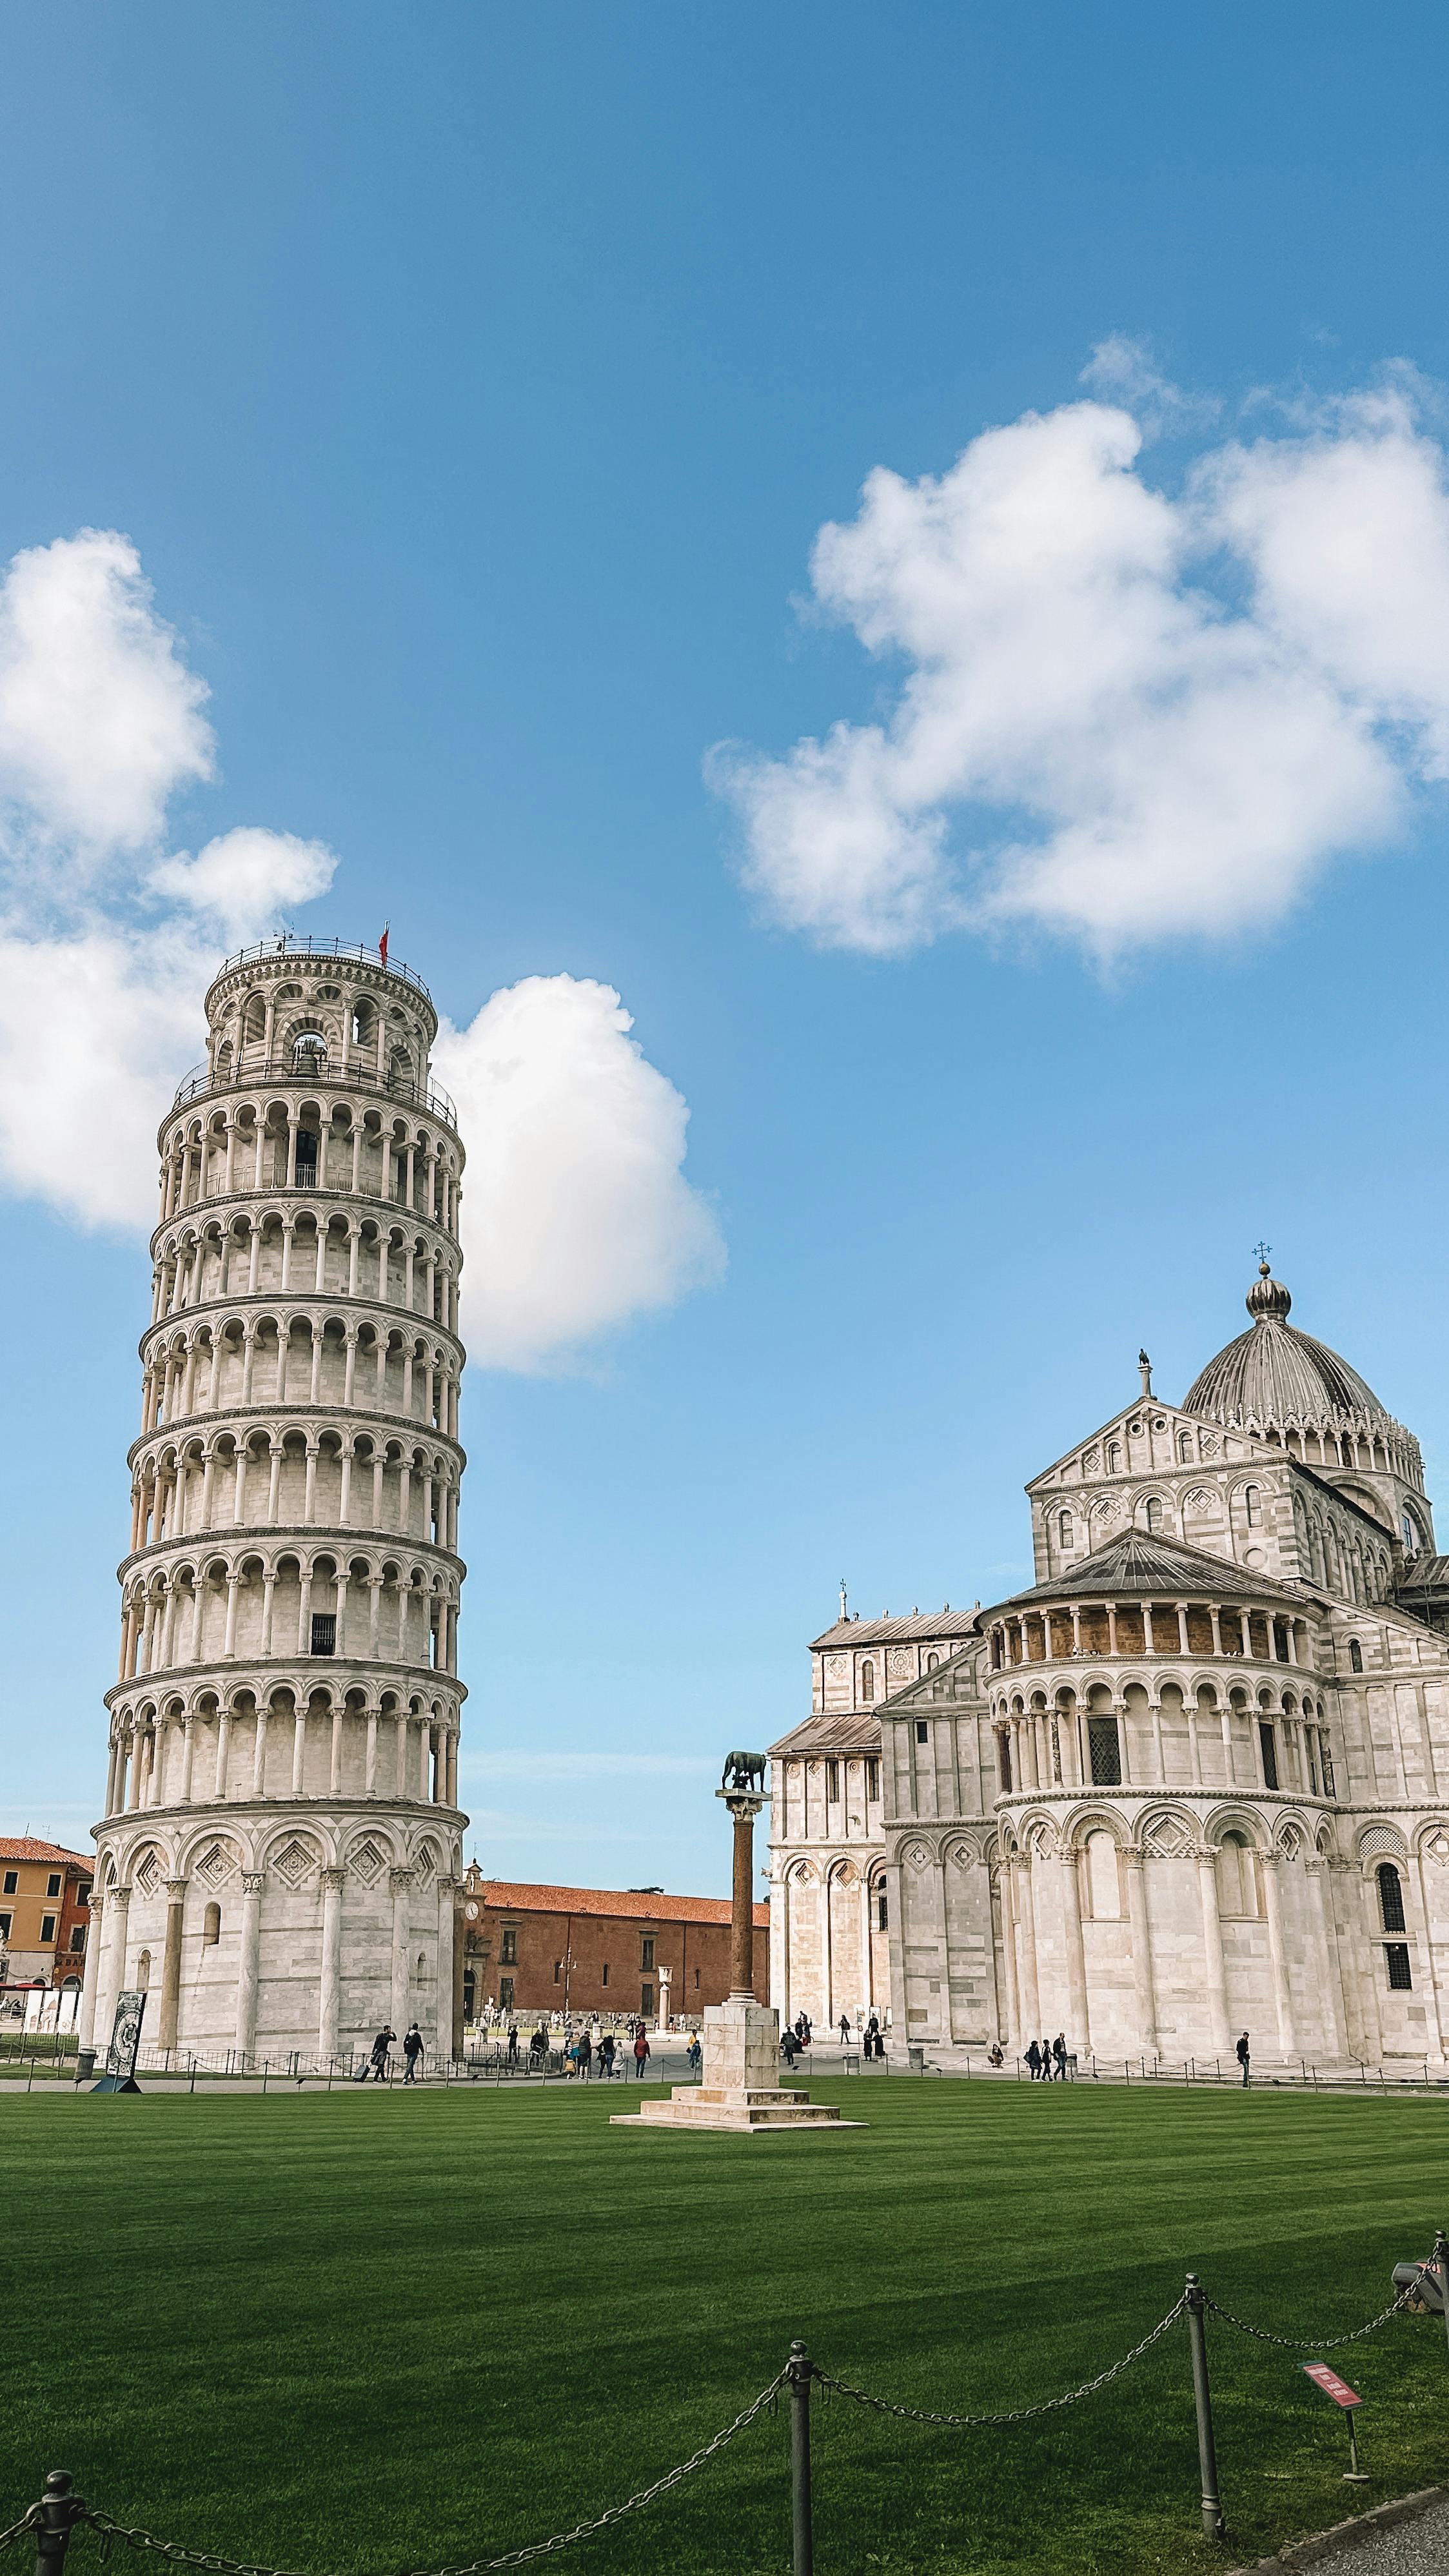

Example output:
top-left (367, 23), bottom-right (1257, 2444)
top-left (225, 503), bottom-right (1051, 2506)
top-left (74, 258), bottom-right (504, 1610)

top-left (713, 372), bottom-right (1449, 956)
top-left (435, 974), bottom-right (725, 1371)
top-left (0, 526), bottom-right (722, 1373)
top-left (150, 827), bottom-right (338, 943)
top-left (0, 529), bottom-right (213, 869)
top-left (0, 524), bottom-right (336, 1228)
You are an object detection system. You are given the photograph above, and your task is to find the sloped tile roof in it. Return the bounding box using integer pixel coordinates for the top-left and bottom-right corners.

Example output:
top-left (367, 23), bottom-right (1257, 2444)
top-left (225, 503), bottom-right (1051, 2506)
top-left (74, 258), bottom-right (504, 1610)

top-left (767, 1711), bottom-right (883, 1758)
top-left (0, 1838), bottom-right (92, 1867)
top-left (474, 1880), bottom-right (767, 1928)
top-left (811, 1609), bottom-right (982, 1649)
top-left (997, 1527), bottom-right (1308, 1609)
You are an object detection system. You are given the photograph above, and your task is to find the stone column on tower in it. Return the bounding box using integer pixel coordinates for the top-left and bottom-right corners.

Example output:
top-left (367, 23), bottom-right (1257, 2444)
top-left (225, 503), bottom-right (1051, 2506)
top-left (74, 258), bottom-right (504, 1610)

top-left (92, 936), bottom-right (469, 2067)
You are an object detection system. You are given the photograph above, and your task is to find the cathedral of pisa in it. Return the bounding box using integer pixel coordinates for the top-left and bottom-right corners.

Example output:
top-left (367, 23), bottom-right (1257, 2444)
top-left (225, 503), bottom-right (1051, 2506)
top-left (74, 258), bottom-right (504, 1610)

top-left (79, 937), bottom-right (468, 2066)
top-left (769, 1264), bottom-right (1449, 2067)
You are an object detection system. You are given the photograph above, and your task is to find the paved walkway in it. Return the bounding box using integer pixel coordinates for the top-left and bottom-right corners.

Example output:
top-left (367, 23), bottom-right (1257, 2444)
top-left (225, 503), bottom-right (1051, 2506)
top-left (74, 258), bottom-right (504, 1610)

top-left (1347, 2498), bottom-right (1449, 2571)
top-left (1244, 2493), bottom-right (1449, 2571)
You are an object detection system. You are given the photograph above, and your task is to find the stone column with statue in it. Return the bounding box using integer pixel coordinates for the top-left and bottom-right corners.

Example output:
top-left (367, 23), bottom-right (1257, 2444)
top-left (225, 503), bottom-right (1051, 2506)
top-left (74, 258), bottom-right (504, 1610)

top-left (611, 1752), bottom-right (859, 2133)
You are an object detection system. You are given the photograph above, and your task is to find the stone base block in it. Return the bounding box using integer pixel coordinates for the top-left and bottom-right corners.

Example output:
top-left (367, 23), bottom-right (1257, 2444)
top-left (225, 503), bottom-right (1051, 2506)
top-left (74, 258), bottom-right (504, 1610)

top-left (702, 1995), bottom-right (782, 2094)
top-left (611, 2083), bottom-right (863, 2134)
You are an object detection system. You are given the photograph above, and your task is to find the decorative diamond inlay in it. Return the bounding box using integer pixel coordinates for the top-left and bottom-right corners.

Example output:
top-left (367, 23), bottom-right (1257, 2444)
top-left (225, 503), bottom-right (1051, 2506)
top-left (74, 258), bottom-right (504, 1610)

top-left (271, 1838), bottom-right (316, 1890)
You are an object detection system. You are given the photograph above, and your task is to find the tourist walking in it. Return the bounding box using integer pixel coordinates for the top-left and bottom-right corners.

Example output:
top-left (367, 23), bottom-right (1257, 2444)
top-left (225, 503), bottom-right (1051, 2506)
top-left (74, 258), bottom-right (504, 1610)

top-left (1040, 2035), bottom-right (1055, 2080)
top-left (578, 2030), bottom-right (593, 2079)
top-left (838, 2013), bottom-right (851, 2045)
top-left (506, 2022), bottom-right (519, 2065)
top-left (781, 2025), bottom-right (799, 2069)
top-left (865, 2011), bottom-right (882, 2061)
top-left (368, 2025), bottom-right (396, 2082)
top-left (402, 2023), bottom-right (424, 2083)
top-left (1237, 2030), bottom-right (1251, 2088)
top-left (1025, 2038), bottom-right (1042, 2079)
top-left (598, 2032), bottom-right (616, 2078)
top-left (1052, 2032), bottom-right (1067, 2080)
top-left (529, 2023), bottom-right (548, 2064)
top-left (686, 2031), bottom-right (702, 2073)
top-left (633, 2028), bottom-right (651, 2079)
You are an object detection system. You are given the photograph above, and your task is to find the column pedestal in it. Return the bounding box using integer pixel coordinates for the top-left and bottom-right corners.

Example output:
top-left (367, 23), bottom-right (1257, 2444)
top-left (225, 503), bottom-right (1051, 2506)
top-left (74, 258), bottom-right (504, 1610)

top-left (613, 1784), bottom-right (862, 2135)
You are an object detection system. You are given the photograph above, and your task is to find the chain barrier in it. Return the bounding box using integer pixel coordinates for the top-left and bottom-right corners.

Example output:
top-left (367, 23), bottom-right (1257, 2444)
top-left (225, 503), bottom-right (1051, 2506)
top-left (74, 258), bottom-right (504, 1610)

top-left (6, 2253), bottom-right (1444, 2576)
top-left (1205, 2254), bottom-right (1443, 2353)
top-left (810, 2292), bottom-right (1188, 2427)
top-left (69, 2372), bottom-right (789, 2576)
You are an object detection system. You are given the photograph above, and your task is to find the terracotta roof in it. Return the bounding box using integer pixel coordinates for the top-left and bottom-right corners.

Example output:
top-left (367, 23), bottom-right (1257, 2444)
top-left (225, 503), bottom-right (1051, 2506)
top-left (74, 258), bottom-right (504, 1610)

top-left (811, 1610), bottom-right (981, 1649)
top-left (768, 1712), bottom-right (883, 1758)
top-left (474, 1880), bottom-right (768, 1928)
top-left (0, 1838), bottom-right (92, 1867)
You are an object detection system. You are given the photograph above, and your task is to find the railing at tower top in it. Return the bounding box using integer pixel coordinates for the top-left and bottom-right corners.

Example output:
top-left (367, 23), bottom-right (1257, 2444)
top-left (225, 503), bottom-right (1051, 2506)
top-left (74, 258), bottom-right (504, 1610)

top-left (210, 934), bottom-right (433, 1003)
top-left (171, 1056), bottom-right (458, 1130)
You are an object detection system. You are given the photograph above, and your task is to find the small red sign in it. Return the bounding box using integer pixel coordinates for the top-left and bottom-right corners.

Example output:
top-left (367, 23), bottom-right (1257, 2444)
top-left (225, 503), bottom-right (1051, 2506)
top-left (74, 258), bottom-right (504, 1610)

top-left (1302, 2362), bottom-right (1361, 2408)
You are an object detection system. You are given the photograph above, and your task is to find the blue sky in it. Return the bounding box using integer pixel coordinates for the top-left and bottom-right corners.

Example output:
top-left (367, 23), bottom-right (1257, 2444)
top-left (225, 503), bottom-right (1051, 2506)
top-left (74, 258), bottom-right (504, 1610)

top-left (4, 6), bottom-right (1449, 1893)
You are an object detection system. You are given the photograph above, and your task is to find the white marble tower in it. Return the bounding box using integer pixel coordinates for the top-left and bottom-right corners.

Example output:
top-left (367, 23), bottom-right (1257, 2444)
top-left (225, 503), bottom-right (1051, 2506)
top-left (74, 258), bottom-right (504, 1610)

top-left (81, 937), bottom-right (468, 2068)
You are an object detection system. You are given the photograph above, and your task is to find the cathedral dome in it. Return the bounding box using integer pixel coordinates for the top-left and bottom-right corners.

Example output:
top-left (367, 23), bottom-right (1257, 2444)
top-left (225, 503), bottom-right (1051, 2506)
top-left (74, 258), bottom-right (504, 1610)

top-left (1184, 1263), bottom-right (1395, 1437)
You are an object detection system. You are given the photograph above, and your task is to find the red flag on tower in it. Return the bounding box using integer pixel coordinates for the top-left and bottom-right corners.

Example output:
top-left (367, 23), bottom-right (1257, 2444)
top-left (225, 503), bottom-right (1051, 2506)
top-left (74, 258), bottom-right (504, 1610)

top-left (379, 925), bottom-right (389, 967)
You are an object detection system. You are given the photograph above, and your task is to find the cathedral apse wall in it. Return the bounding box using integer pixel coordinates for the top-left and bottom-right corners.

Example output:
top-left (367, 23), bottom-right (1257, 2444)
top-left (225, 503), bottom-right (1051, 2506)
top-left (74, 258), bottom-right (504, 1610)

top-left (771, 1266), bottom-right (1449, 2067)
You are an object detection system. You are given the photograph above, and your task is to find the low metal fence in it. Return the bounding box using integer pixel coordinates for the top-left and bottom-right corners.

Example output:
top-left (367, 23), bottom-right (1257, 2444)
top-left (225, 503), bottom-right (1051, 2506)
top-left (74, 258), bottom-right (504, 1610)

top-left (5, 2240), bottom-right (1446, 2571)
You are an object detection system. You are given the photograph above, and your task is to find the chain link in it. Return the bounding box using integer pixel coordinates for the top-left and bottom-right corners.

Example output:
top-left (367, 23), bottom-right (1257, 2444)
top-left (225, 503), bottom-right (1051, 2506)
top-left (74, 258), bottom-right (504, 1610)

top-left (75, 2372), bottom-right (789, 2576)
top-left (1205, 2256), bottom-right (1442, 2352)
top-left (810, 2294), bottom-right (1187, 2428)
top-left (0, 2510), bottom-right (40, 2554)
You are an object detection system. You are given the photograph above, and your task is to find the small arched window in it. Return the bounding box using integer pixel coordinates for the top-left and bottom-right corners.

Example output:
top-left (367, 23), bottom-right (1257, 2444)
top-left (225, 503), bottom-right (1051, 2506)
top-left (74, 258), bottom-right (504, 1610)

top-left (1243, 1486), bottom-right (1261, 1528)
top-left (1178, 1432), bottom-right (1192, 1462)
top-left (291, 1031), bottom-right (328, 1075)
top-left (202, 1902), bottom-right (221, 1946)
top-left (860, 1660), bottom-right (875, 1702)
top-left (1216, 1833), bottom-right (1257, 1919)
top-left (1403, 1511), bottom-right (1417, 1551)
top-left (1059, 1509), bottom-right (1074, 1549)
top-left (135, 1948), bottom-right (152, 1990)
top-left (1348, 1638), bottom-right (1364, 1674)
top-left (926, 1651), bottom-right (940, 1671)
top-left (1106, 1442), bottom-right (1121, 1474)
top-left (1377, 1862), bottom-right (1406, 1932)
top-left (1145, 1497), bottom-right (1163, 1534)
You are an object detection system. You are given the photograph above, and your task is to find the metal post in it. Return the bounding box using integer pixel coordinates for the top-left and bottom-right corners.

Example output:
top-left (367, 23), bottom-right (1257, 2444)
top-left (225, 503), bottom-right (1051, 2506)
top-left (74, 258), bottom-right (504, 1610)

top-left (1185, 2276), bottom-right (1225, 2542)
top-left (32, 2472), bottom-right (84, 2576)
top-left (788, 2339), bottom-right (813, 2576)
top-left (1435, 2231), bottom-right (1449, 2373)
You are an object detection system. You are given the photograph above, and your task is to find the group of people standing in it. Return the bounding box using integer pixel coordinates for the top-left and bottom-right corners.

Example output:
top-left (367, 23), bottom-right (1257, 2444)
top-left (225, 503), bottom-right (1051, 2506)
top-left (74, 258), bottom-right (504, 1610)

top-left (1023, 2034), bottom-right (1070, 2080)
top-left (780, 2010), bottom-right (886, 2067)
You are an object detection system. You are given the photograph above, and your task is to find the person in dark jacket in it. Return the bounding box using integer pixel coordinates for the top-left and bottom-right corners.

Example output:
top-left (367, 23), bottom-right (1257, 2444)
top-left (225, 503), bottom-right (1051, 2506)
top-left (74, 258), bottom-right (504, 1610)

top-left (368, 2026), bottom-right (396, 2081)
top-left (1052, 2033), bottom-right (1068, 2080)
top-left (402, 2023), bottom-right (424, 2083)
top-left (598, 2032), bottom-right (616, 2078)
top-left (1025, 2038), bottom-right (1042, 2079)
top-left (1236, 2030), bottom-right (1251, 2087)
top-left (506, 2023), bottom-right (519, 2065)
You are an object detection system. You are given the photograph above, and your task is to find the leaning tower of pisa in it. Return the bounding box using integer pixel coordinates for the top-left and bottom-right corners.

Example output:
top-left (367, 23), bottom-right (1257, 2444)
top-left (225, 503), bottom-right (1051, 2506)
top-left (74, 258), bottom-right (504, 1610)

top-left (81, 937), bottom-right (468, 2069)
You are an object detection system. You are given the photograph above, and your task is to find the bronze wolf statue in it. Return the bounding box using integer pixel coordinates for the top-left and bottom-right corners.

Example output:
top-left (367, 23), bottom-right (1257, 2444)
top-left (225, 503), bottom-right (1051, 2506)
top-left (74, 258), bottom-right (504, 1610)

top-left (721, 1749), bottom-right (766, 1793)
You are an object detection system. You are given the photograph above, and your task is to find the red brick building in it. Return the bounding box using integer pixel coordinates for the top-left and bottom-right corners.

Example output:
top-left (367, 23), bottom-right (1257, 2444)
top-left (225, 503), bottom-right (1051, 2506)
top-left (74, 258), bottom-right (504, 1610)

top-left (457, 1867), bottom-right (769, 2024)
top-left (0, 1839), bottom-right (94, 1991)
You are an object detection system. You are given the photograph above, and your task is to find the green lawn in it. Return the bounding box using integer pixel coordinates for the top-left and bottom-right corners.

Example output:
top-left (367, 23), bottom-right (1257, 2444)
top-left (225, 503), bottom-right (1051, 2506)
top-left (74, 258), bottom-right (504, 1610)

top-left (3, 2079), bottom-right (1446, 2575)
